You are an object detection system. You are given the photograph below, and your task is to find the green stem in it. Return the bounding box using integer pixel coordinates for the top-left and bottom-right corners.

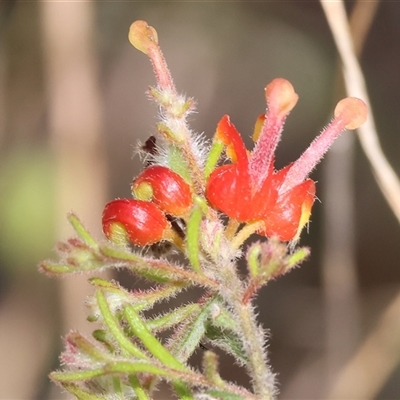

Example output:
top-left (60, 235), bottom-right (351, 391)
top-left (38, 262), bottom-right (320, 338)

top-left (221, 264), bottom-right (275, 399)
top-left (236, 303), bottom-right (273, 399)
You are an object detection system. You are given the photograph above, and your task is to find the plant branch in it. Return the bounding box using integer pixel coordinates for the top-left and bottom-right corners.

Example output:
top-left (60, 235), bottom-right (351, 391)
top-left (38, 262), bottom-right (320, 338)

top-left (321, 0), bottom-right (400, 224)
top-left (220, 262), bottom-right (275, 399)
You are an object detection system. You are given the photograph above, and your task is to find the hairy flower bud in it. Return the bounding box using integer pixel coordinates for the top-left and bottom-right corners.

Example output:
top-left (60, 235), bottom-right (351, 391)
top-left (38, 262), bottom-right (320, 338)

top-left (102, 199), bottom-right (170, 246)
top-left (334, 97), bottom-right (368, 130)
top-left (265, 78), bottom-right (299, 117)
top-left (132, 165), bottom-right (192, 217)
top-left (128, 20), bottom-right (158, 55)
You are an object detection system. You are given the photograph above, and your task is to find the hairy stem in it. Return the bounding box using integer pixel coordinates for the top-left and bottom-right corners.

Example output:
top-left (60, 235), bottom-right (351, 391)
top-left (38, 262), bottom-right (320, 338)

top-left (221, 262), bottom-right (275, 399)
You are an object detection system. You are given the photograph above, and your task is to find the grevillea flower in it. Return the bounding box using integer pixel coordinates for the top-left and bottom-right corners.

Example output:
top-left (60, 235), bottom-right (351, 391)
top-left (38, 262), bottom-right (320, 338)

top-left (132, 165), bottom-right (192, 217)
top-left (206, 78), bottom-right (367, 241)
top-left (102, 199), bottom-right (171, 246)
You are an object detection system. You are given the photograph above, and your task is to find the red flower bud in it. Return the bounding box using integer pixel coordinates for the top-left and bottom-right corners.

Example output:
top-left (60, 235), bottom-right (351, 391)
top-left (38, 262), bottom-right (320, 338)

top-left (132, 165), bottom-right (192, 217)
top-left (102, 199), bottom-right (170, 246)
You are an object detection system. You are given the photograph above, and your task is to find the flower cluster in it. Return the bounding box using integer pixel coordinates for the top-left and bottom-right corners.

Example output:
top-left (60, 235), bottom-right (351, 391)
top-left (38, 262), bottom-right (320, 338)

top-left (102, 76), bottom-right (367, 247)
top-left (43, 20), bottom-right (369, 400)
top-left (102, 165), bottom-right (192, 246)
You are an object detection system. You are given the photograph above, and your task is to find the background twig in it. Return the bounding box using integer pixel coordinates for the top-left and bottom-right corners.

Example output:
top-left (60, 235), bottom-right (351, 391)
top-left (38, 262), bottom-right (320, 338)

top-left (321, 1), bottom-right (400, 398)
top-left (321, 0), bottom-right (400, 223)
top-left (321, 0), bottom-right (380, 391)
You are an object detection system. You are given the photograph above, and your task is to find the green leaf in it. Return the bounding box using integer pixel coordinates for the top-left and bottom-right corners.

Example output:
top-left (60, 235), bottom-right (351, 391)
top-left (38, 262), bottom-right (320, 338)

top-left (39, 262), bottom-right (73, 275)
top-left (202, 350), bottom-right (224, 387)
top-left (52, 360), bottom-right (205, 399)
top-left (90, 277), bottom-right (186, 313)
top-left (186, 206), bottom-right (202, 273)
top-left (146, 304), bottom-right (200, 332)
top-left (92, 329), bottom-right (115, 353)
top-left (50, 361), bottom-right (173, 382)
top-left (100, 244), bottom-right (218, 288)
top-left (202, 299), bottom-right (247, 362)
top-left (204, 324), bottom-right (248, 364)
top-left (128, 375), bottom-right (151, 400)
top-left (111, 376), bottom-right (123, 397)
top-left (246, 243), bottom-right (261, 278)
top-left (287, 247), bottom-right (310, 269)
top-left (169, 297), bottom-right (217, 363)
top-left (96, 290), bottom-right (148, 360)
top-left (39, 239), bottom-right (104, 276)
top-left (210, 303), bottom-right (240, 333)
top-left (204, 140), bottom-right (224, 179)
top-left (68, 213), bottom-right (98, 249)
top-left (204, 389), bottom-right (245, 400)
top-left (58, 382), bottom-right (104, 400)
top-left (173, 383), bottom-right (194, 400)
top-left (65, 331), bottom-right (111, 362)
top-left (123, 305), bottom-right (187, 372)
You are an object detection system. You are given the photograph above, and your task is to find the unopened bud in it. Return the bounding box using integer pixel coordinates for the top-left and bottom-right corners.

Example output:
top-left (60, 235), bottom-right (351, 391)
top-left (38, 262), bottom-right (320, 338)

top-left (265, 78), bottom-right (299, 117)
top-left (128, 20), bottom-right (158, 55)
top-left (334, 97), bottom-right (367, 130)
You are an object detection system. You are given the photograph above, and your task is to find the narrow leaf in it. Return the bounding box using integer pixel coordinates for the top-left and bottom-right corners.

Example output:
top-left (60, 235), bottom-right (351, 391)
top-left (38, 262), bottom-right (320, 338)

top-left (129, 375), bottom-right (151, 400)
top-left (204, 141), bottom-right (224, 179)
top-left (186, 206), bottom-right (202, 273)
top-left (204, 324), bottom-right (248, 364)
top-left (90, 277), bottom-right (186, 313)
top-left (169, 297), bottom-right (217, 363)
top-left (58, 382), bottom-right (104, 400)
top-left (287, 246), bottom-right (310, 269)
top-left (65, 331), bottom-right (111, 362)
top-left (51, 362), bottom-right (172, 382)
top-left (202, 350), bottom-right (224, 387)
top-left (173, 381), bottom-right (194, 400)
top-left (204, 389), bottom-right (244, 400)
top-left (247, 243), bottom-right (261, 278)
top-left (100, 244), bottom-right (218, 288)
top-left (146, 304), bottom-right (200, 332)
top-left (68, 213), bottom-right (98, 249)
top-left (96, 290), bottom-right (148, 360)
top-left (124, 305), bottom-right (187, 372)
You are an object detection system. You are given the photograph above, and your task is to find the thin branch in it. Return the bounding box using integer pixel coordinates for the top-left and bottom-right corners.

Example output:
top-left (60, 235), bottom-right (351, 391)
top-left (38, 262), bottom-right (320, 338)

top-left (321, 1), bottom-right (400, 398)
top-left (327, 289), bottom-right (400, 400)
top-left (321, 0), bottom-right (380, 392)
top-left (321, 0), bottom-right (400, 224)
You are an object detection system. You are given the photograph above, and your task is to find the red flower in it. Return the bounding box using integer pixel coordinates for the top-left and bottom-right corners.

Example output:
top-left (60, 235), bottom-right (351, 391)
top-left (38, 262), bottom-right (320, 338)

top-left (102, 199), bottom-right (170, 246)
top-left (132, 165), bottom-right (192, 217)
top-left (206, 78), bottom-right (367, 241)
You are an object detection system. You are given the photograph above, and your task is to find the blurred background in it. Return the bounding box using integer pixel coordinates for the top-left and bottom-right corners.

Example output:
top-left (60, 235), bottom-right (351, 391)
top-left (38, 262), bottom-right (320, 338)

top-left (1, 1), bottom-right (400, 399)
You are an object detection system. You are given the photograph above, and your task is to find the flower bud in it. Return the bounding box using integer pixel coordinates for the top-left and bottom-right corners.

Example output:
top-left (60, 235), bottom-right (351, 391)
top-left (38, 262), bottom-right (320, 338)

top-left (132, 166), bottom-right (192, 217)
top-left (334, 97), bottom-right (367, 130)
top-left (265, 78), bottom-right (299, 118)
top-left (128, 20), bottom-right (158, 55)
top-left (102, 199), bottom-right (170, 246)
